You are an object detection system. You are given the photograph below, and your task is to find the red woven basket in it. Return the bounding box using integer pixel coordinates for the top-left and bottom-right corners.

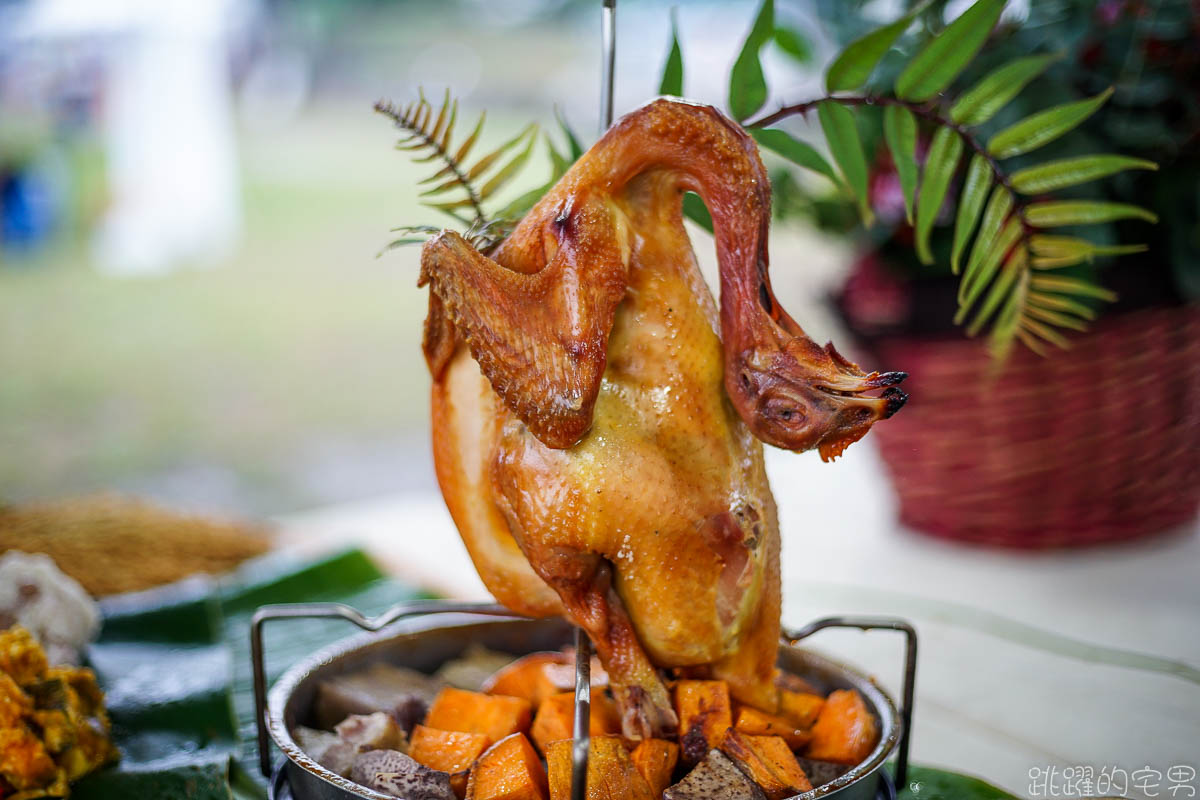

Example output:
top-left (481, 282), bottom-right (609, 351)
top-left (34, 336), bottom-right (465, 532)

top-left (868, 304), bottom-right (1200, 548)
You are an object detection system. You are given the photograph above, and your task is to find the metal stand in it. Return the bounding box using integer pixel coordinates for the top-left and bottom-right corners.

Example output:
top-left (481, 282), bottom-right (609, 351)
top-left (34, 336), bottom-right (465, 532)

top-left (784, 617), bottom-right (918, 789)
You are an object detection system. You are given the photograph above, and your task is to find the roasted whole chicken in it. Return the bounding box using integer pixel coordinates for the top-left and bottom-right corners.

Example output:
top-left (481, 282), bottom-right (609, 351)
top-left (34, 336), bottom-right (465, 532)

top-left (420, 99), bottom-right (906, 741)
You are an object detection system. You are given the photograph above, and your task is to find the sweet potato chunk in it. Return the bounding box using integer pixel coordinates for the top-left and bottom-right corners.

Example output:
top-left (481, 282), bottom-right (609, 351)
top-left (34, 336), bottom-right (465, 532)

top-left (777, 689), bottom-right (825, 730)
top-left (721, 730), bottom-right (812, 800)
top-left (546, 735), bottom-right (655, 800)
top-left (673, 680), bottom-right (732, 764)
top-left (630, 738), bottom-right (679, 797)
top-left (410, 725), bottom-right (493, 798)
top-left (482, 653), bottom-right (568, 707)
top-left (426, 687), bottom-right (532, 744)
top-left (467, 733), bottom-right (548, 800)
top-left (531, 692), bottom-right (621, 754)
top-left (734, 706), bottom-right (812, 749)
top-left (803, 690), bottom-right (878, 766)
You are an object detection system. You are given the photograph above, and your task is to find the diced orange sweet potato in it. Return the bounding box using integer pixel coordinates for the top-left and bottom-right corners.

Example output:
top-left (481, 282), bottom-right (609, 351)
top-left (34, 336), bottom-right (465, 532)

top-left (778, 689), bottom-right (825, 729)
top-left (734, 706), bottom-right (812, 749)
top-left (481, 653), bottom-right (568, 707)
top-left (409, 724), bottom-right (493, 798)
top-left (531, 692), bottom-right (621, 754)
top-left (546, 736), bottom-right (655, 800)
top-left (466, 733), bottom-right (548, 800)
top-left (720, 730), bottom-right (813, 800)
top-left (426, 687), bottom-right (533, 745)
top-left (803, 689), bottom-right (879, 766)
top-left (673, 680), bottom-right (732, 765)
top-left (630, 738), bottom-right (679, 797)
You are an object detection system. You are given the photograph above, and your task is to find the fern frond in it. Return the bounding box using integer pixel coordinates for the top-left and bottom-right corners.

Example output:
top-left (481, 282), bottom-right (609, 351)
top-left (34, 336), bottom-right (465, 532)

top-left (736, 0), bottom-right (1156, 359)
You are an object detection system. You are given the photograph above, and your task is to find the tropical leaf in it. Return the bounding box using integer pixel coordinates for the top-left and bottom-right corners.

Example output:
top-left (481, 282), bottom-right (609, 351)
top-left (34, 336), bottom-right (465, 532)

top-left (1020, 314), bottom-right (1072, 349)
top-left (825, 3), bottom-right (925, 93)
top-left (915, 126), bottom-right (963, 265)
top-left (988, 88), bottom-right (1114, 158)
top-left (659, 10), bottom-right (684, 96)
top-left (883, 105), bottom-right (918, 224)
top-left (1023, 304), bottom-right (1088, 331)
top-left (1010, 154), bottom-right (1157, 194)
top-left (817, 101), bottom-right (872, 224)
top-left (951, 154), bottom-right (993, 273)
top-left (895, 0), bottom-right (1005, 102)
top-left (949, 54), bottom-right (1057, 126)
top-left (1024, 200), bottom-right (1158, 227)
top-left (751, 128), bottom-right (843, 188)
top-left (773, 27), bottom-right (812, 65)
top-left (959, 186), bottom-right (1013, 300)
top-left (1030, 274), bottom-right (1118, 302)
top-left (729, 0), bottom-right (774, 121)
top-left (1027, 290), bottom-right (1098, 320)
top-left (1029, 234), bottom-right (1147, 268)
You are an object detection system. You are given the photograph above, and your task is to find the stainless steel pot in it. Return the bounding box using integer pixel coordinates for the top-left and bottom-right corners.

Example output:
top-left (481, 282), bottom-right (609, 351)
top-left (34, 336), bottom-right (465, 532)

top-left (251, 601), bottom-right (916, 800)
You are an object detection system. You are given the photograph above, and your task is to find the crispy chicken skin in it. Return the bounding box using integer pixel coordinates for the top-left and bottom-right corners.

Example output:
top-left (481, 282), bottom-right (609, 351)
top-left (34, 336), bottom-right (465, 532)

top-left (421, 99), bottom-right (905, 739)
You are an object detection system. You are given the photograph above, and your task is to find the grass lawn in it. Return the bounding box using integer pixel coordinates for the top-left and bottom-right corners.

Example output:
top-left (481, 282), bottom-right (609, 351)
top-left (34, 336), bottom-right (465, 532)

top-left (0, 101), bottom-right (553, 515)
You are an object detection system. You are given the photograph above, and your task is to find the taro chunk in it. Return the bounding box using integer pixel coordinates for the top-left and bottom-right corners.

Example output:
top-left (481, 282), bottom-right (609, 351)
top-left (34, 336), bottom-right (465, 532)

top-left (663, 749), bottom-right (766, 800)
top-left (336, 711), bottom-right (407, 752)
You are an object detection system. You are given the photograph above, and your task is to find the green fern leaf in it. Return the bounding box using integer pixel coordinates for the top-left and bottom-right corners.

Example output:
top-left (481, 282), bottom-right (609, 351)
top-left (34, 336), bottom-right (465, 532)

top-left (1020, 314), bottom-right (1072, 349)
top-left (988, 267), bottom-right (1028, 360)
top-left (467, 123), bottom-right (536, 181)
top-left (957, 216), bottom-right (1021, 320)
top-left (965, 244), bottom-right (1022, 335)
top-left (683, 193), bottom-right (714, 233)
top-left (478, 126), bottom-right (539, 200)
top-left (825, 3), bottom-right (925, 93)
top-left (660, 9), bottom-right (684, 96)
top-left (439, 99), bottom-right (459, 152)
top-left (429, 89), bottom-right (452, 143)
top-left (949, 54), bottom-right (1057, 126)
top-left (951, 154), bottom-right (992, 274)
top-left (1030, 274), bottom-right (1117, 302)
top-left (883, 105), bottom-right (918, 224)
top-left (988, 88), bottom-right (1113, 158)
top-left (1024, 200), bottom-right (1157, 227)
top-left (1027, 291), bottom-right (1098, 320)
top-left (1023, 304), bottom-right (1088, 331)
top-left (729, 0), bottom-right (774, 121)
top-left (751, 129), bottom-right (843, 189)
top-left (895, 0), bottom-right (1005, 102)
top-left (556, 108), bottom-right (584, 161)
top-left (454, 112), bottom-right (487, 165)
top-left (817, 101), bottom-right (872, 224)
top-left (915, 126), bottom-right (963, 265)
top-left (1010, 154), bottom-right (1157, 194)
top-left (959, 186), bottom-right (1013, 301)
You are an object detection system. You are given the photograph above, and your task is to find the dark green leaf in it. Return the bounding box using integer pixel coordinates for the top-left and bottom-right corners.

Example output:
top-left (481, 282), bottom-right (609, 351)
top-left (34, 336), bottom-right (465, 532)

top-left (683, 192), bottom-right (713, 233)
top-left (659, 9), bottom-right (684, 96)
top-left (898, 764), bottom-right (1022, 799)
top-left (965, 244), bottom-right (1023, 335)
top-left (545, 132), bottom-right (570, 180)
top-left (883, 105), bottom-right (918, 224)
top-left (773, 27), bottom-right (812, 65)
top-left (729, 0), bottom-right (774, 121)
top-left (751, 128), bottom-right (842, 188)
top-left (495, 184), bottom-right (547, 222)
top-left (826, 4), bottom-right (923, 93)
top-left (1024, 200), bottom-right (1158, 227)
top-left (817, 101), bottom-right (872, 224)
top-left (951, 154), bottom-right (992, 274)
top-left (1010, 154), bottom-right (1157, 194)
top-left (988, 88), bottom-right (1114, 158)
top-left (915, 126), bottom-right (962, 265)
top-left (959, 185), bottom-right (1012, 302)
top-left (949, 54), bottom-right (1057, 126)
top-left (895, 0), bottom-right (1005, 101)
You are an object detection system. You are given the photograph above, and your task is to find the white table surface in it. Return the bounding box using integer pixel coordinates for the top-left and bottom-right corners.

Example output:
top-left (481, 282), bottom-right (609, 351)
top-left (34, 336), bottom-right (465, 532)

top-left (276, 440), bottom-right (1200, 800)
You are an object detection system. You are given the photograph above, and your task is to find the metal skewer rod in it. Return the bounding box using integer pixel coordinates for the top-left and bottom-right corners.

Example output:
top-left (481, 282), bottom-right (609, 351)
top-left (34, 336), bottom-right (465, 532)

top-left (600, 0), bottom-right (617, 131)
top-left (570, 629), bottom-right (592, 800)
